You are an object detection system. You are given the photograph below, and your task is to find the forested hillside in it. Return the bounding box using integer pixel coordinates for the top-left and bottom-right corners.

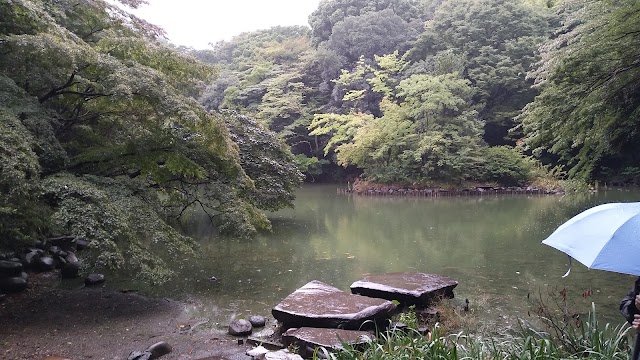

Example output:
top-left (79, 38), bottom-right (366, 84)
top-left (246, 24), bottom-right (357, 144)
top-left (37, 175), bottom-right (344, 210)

top-left (197, 0), bottom-right (639, 187)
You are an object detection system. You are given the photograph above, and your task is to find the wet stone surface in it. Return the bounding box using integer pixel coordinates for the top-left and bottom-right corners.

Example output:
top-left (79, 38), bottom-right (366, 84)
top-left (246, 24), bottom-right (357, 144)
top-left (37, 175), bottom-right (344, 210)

top-left (282, 327), bottom-right (373, 358)
top-left (350, 272), bottom-right (458, 307)
top-left (272, 280), bottom-right (396, 330)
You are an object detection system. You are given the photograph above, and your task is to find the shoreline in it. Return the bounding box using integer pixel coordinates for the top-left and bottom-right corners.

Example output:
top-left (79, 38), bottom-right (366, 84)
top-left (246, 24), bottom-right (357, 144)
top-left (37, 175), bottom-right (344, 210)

top-left (338, 183), bottom-right (563, 197)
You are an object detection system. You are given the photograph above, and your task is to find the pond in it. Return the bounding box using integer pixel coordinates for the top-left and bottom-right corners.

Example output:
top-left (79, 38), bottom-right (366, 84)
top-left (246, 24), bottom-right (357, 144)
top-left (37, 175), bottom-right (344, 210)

top-left (117, 185), bottom-right (640, 332)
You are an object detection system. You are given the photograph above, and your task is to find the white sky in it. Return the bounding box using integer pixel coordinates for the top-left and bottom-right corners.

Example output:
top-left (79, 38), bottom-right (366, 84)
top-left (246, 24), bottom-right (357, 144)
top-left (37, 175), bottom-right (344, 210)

top-left (129, 0), bottom-right (322, 49)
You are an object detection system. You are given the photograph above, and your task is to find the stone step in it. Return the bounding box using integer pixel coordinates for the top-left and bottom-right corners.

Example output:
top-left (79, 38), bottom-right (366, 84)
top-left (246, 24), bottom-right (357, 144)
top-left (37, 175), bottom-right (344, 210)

top-left (272, 280), bottom-right (396, 330)
top-left (282, 327), bottom-right (373, 358)
top-left (350, 272), bottom-right (458, 307)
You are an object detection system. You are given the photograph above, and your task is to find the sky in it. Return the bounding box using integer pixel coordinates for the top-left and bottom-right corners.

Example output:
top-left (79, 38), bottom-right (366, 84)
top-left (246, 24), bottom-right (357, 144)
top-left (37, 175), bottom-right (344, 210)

top-left (129, 0), bottom-right (322, 49)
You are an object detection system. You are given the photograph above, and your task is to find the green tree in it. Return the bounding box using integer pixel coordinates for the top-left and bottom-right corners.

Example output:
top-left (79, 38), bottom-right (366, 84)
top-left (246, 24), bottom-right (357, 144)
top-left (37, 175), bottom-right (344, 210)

top-left (310, 61), bottom-right (486, 183)
top-left (0, 0), bottom-right (301, 280)
top-left (519, 0), bottom-right (640, 180)
top-left (308, 0), bottom-right (426, 45)
top-left (396, 73), bottom-right (485, 181)
top-left (0, 77), bottom-right (54, 247)
top-left (326, 9), bottom-right (417, 63)
top-left (223, 111), bottom-right (304, 212)
top-left (409, 0), bottom-right (555, 145)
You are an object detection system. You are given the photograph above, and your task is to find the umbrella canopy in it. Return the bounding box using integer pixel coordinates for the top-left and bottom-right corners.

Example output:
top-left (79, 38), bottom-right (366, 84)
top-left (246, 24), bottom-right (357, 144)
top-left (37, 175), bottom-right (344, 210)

top-left (542, 202), bottom-right (640, 276)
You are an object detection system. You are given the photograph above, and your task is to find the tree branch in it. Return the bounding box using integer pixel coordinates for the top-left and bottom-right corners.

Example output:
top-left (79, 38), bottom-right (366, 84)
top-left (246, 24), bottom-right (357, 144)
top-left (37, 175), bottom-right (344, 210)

top-left (38, 71), bottom-right (78, 103)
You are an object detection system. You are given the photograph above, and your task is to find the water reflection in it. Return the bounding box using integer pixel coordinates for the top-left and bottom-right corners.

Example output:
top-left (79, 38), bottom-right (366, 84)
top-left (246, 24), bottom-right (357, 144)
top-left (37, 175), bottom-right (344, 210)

top-left (131, 185), bottom-right (640, 330)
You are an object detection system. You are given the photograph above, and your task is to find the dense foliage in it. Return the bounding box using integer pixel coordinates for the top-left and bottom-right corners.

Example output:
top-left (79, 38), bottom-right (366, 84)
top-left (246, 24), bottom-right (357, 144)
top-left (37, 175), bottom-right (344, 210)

top-left (0, 0), bottom-right (302, 280)
top-left (201, 0), bottom-right (560, 187)
top-left (519, 0), bottom-right (640, 181)
top-left (2, 0), bottom-right (638, 278)
top-left (202, 0), bottom-right (638, 187)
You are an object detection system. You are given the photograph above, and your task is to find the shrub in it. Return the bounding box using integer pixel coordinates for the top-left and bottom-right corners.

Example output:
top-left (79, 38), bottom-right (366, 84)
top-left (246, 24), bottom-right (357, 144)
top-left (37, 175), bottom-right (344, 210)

top-left (479, 146), bottom-right (533, 186)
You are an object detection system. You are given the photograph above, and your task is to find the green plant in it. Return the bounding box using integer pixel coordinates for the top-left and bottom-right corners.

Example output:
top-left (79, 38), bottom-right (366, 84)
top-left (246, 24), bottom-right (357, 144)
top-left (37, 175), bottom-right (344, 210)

top-left (316, 300), bottom-right (631, 359)
top-left (479, 146), bottom-right (533, 186)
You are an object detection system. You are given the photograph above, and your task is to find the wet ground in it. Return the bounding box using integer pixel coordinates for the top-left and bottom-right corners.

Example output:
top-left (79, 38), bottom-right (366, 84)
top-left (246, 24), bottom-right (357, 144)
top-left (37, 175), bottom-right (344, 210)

top-left (0, 273), bottom-right (253, 360)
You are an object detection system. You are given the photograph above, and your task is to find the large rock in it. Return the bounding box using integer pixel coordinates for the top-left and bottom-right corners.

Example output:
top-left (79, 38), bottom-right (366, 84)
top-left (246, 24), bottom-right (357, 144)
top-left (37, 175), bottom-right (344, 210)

top-left (0, 277), bottom-right (28, 293)
top-left (22, 250), bottom-right (42, 269)
top-left (272, 280), bottom-right (396, 330)
top-left (282, 327), bottom-right (373, 358)
top-left (61, 253), bottom-right (80, 279)
top-left (350, 272), bottom-right (458, 307)
top-left (0, 260), bottom-right (23, 277)
top-left (35, 256), bottom-right (56, 271)
top-left (46, 236), bottom-right (77, 251)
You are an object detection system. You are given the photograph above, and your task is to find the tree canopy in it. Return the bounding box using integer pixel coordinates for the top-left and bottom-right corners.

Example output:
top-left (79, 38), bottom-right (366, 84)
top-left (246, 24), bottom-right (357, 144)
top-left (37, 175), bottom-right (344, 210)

top-left (519, 0), bottom-right (640, 180)
top-left (0, 0), bottom-right (302, 281)
top-left (308, 0), bottom-right (426, 45)
top-left (409, 0), bottom-right (555, 146)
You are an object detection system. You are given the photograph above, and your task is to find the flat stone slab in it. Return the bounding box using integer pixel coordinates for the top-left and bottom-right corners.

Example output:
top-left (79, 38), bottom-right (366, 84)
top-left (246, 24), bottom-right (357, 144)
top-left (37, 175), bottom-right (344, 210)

top-left (282, 327), bottom-right (373, 358)
top-left (350, 272), bottom-right (458, 307)
top-left (272, 280), bottom-right (396, 330)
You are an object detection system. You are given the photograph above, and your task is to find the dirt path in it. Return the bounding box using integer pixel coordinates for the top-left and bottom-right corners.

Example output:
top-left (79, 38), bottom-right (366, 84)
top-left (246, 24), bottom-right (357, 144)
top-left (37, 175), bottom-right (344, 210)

top-left (0, 273), bottom-right (253, 360)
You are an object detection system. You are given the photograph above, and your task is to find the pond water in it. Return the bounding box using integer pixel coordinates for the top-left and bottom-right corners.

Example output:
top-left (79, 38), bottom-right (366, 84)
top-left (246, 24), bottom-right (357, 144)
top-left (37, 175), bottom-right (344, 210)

top-left (117, 185), bottom-right (640, 332)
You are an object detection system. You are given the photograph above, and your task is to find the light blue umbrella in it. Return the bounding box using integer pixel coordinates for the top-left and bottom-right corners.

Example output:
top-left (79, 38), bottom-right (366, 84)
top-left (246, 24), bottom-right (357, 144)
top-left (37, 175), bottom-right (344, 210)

top-left (542, 202), bottom-right (640, 277)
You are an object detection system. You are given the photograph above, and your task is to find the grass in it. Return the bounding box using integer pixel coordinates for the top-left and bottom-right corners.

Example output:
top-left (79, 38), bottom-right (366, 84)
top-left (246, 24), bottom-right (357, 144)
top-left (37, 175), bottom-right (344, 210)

top-left (312, 302), bottom-right (632, 360)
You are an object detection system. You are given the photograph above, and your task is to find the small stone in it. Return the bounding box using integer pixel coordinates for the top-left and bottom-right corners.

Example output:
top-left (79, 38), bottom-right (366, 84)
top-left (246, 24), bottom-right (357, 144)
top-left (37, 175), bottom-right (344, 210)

top-left (145, 341), bottom-right (172, 359)
top-left (264, 350), bottom-right (304, 360)
top-left (228, 319), bottom-right (252, 336)
top-left (127, 169), bottom-right (142, 179)
top-left (0, 260), bottom-right (23, 277)
top-left (75, 237), bottom-right (91, 251)
top-left (85, 273), bottom-right (105, 286)
top-left (247, 345), bottom-right (269, 358)
top-left (249, 315), bottom-right (266, 328)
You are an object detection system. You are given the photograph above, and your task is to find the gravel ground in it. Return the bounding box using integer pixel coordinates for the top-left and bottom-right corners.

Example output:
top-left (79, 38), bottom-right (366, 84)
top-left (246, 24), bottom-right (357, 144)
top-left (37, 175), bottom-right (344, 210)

top-left (0, 272), bottom-right (253, 360)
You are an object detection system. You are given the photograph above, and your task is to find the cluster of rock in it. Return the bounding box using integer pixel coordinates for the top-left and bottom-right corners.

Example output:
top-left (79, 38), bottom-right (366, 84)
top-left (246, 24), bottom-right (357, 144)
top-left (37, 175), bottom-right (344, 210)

top-left (228, 315), bottom-right (267, 336)
top-left (0, 235), bottom-right (104, 295)
top-left (237, 272), bottom-right (458, 359)
top-left (338, 185), bottom-right (561, 197)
